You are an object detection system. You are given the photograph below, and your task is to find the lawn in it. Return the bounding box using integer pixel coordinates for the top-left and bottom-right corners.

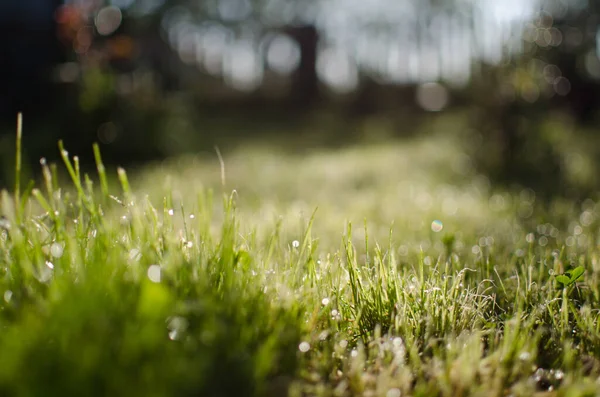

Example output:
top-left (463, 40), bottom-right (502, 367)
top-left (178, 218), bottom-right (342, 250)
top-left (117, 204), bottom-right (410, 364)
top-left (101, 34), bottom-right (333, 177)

top-left (1, 124), bottom-right (599, 397)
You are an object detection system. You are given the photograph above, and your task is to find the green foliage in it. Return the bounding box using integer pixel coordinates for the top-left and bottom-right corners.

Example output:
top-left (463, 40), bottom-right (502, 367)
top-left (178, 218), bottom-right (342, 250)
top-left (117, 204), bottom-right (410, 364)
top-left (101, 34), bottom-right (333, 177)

top-left (3, 126), bottom-right (600, 396)
top-left (555, 265), bottom-right (585, 288)
top-left (0, 133), bottom-right (304, 397)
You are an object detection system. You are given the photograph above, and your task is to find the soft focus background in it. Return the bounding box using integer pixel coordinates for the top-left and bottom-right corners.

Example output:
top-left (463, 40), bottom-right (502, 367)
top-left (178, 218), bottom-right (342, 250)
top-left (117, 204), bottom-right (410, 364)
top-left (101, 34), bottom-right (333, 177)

top-left (2, 0), bottom-right (600, 200)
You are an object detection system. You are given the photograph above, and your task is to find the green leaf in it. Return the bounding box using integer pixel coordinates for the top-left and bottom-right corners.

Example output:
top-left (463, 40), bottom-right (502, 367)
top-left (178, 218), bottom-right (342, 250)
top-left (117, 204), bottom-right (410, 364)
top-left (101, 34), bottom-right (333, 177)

top-left (555, 266), bottom-right (585, 288)
top-left (555, 275), bottom-right (571, 287)
top-left (566, 266), bottom-right (585, 283)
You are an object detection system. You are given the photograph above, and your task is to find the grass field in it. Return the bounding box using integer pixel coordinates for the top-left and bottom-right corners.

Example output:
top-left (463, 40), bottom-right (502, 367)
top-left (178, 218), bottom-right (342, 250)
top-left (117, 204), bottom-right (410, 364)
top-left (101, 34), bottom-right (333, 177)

top-left (1, 124), bottom-right (600, 397)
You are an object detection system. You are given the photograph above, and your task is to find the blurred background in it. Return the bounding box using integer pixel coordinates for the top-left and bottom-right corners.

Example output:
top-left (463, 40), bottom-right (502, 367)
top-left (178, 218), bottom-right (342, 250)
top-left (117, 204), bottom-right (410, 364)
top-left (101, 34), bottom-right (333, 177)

top-left (2, 0), bottom-right (600, 200)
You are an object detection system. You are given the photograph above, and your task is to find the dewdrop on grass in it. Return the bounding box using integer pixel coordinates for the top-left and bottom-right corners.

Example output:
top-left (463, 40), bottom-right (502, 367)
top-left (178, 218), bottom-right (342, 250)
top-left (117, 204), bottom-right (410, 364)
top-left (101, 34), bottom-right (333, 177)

top-left (50, 242), bottom-right (64, 258)
top-left (298, 341), bottom-right (310, 352)
top-left (386, 388), bottom-right (402, 397)
top-left (147, 265), bottom-right (162, 283)
top-left (519, 351), bottom-right (531, 361)
top-left (431, 220), bottom-right (443, 232)
top-left (128, 248), bottom-right (141, 261)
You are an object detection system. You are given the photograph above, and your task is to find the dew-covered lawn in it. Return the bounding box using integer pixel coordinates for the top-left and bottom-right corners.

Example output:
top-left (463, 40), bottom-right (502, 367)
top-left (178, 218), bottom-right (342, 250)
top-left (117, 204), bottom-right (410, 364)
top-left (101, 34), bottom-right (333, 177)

top-left (1, 131), bottom-right (600, 396)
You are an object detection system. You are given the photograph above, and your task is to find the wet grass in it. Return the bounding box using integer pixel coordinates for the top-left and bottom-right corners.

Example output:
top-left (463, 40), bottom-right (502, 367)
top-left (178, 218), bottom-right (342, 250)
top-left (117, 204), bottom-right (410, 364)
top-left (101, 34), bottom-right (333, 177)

top-left (2, 123), bottom-right (600, 396)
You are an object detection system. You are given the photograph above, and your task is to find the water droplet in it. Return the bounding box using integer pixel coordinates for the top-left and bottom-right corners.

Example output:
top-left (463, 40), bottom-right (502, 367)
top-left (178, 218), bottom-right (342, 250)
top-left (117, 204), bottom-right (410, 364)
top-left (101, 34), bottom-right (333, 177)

top-left (350, 349), bottom-right (358, 357)
top-left (147, 265), bottom-right (162, 283)
top-left (431, 220), bottom-right (443, 233)
top-left (36, 266), bottom-right (53, 283)
top-left (580, 211), bottom-right (594, 226)
top-left (129, 248), bottom-right (141, 261)
top-left (186, 241), bottom-right (193, 248)
top-left (0, 217), bottom-right (10, 230)
top-left (526, 233), bottom-right (535, 243)
top-left (61, 149), bottom-right (68, 157)
top-left (189, 214), bottom-right (195, 219)
top-left (519, 351), bottom-right (531, 361)
top-left (3, 290), bottom-right (12, 303)
top-left (50, 242), bottom-right (64, 258)
top-left (292, 240), bottom-right (300, 248)
top-left (554, 369), bottom-right (564, 380)
top-left (45, 261), bottom-right (54, 269)
top-left (168, 209), bottom-right (174, 216)
top-left (167, 316), bottom-right (188, 340)
top-left (298, 341), bottom-right (310, 352)
top-left (321, 297), bottom-right (330, 306)
top-left (386, 388), bottom-right (402, 397)
top-left (39, 157), bottom-right (46, 165)
top-left (168, 329), bottom-right (179, 340)
top-left (537, 224), bottom-right (548, 235)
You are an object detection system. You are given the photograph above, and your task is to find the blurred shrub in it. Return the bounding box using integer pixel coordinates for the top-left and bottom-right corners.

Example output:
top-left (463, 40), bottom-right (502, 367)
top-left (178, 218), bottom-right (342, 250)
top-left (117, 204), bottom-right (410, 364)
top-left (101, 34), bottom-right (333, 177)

top-left (465, 4), bottom-right (600, 202)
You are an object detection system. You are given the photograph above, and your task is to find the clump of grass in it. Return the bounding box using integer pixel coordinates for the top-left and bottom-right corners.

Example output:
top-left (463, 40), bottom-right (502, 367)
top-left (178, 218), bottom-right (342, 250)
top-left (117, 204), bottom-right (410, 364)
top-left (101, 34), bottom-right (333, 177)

top-left (0, 120), bottom-right (305, 397)
top-left (338, 223), bottom-right (493, 348)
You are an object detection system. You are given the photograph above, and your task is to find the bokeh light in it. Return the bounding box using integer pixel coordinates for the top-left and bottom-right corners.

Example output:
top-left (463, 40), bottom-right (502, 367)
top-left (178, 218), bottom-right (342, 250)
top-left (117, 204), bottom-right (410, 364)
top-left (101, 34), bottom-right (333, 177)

top-left (96, 6), bottom-right (122, 36)
top-left (316, 48), bottom-right (358, 93)
top-left (416, 82), bottom-right (449, 112)
top-left (431, 220), bottom-right (443, 233)
top-left (265, 34), bottom-right (301, 75)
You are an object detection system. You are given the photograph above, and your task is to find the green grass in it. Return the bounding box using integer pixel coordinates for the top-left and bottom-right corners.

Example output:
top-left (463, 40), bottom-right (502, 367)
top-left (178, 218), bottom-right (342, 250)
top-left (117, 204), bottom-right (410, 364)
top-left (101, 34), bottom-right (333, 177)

top-left (2, 124), bottom-right (600, 397)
